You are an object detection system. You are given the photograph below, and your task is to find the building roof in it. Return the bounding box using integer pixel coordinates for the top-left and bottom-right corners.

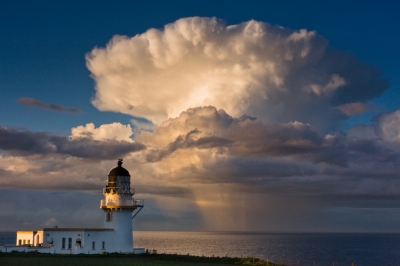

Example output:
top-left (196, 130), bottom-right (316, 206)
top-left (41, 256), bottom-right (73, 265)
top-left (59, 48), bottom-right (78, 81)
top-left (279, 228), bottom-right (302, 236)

top-left (43, 228), bottom-right (114, 231)
top-left (108, 159), bottom-right (130, 176)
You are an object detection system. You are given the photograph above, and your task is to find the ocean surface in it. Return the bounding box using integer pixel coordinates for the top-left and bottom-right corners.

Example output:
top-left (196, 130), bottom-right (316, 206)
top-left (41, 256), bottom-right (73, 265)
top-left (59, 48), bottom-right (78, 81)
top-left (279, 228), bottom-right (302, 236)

top-left (2, 231), bottom-right (400, 265)
top-left (134, 231), bottom-right (400, 266)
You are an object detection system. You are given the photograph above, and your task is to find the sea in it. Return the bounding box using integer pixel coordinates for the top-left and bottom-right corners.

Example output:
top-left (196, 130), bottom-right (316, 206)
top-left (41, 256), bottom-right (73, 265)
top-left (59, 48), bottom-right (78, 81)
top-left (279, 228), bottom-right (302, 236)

top-left (133, 231), bottom-right (400, 266)
top-left (2, 231), bottom-right (400, 266)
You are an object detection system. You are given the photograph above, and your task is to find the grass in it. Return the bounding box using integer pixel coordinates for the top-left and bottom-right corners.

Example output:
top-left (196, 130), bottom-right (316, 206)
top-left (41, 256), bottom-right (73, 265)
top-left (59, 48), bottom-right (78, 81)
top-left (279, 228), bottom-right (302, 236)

top-left (0, 252), bottom-right (280, 266)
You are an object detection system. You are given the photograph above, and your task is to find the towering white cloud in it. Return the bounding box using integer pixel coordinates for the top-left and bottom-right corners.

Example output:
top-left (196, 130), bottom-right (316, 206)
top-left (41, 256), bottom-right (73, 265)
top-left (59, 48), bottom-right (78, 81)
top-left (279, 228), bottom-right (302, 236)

top-left (86, 17), bottom-right (388, 132)
top-left (71, 122), bottom-right (134, 142)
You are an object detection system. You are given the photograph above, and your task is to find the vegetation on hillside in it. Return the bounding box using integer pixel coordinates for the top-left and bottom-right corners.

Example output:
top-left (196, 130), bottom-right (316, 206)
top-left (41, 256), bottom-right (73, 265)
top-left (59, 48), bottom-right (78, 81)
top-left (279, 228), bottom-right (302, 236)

top-left (0, 251), bottom-right (280, 266)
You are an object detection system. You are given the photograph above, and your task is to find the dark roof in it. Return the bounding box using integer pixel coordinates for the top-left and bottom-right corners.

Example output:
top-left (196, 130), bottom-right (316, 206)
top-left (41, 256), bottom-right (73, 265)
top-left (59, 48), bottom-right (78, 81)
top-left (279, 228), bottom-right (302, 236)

top-left (43, 228), bottom-right (114, 231)
top-left (109, 159), bottom-right (130, 176)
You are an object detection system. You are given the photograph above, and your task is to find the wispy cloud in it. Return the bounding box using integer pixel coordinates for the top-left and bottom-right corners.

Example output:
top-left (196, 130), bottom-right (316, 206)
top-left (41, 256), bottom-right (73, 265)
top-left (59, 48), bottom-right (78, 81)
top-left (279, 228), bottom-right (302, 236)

top-left (337, 102), bottom-right (375, 116)
top-left (17, 97), bottom-right (80, 113)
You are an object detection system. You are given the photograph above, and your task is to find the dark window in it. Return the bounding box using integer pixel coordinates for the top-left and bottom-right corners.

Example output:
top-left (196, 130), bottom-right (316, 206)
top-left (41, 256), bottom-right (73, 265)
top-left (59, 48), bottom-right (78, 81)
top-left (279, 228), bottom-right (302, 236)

top-left (62, 238), bottom-right (65, 249)
top-left (102, 241), bottom-right (105, 249)
top-left (18, 239), bottom-right (22, 246)
top-left (68, 238), bottom-right (72, 249)
top-left (92, 241), bottom-right (95, 250)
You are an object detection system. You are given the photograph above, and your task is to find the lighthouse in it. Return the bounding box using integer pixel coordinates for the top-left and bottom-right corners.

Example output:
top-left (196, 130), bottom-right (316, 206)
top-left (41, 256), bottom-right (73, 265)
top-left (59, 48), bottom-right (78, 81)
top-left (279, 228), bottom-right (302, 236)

top-left (100, 159), bottom-right (144, 252)
top-left (6, 159), bottom-right (144, 254)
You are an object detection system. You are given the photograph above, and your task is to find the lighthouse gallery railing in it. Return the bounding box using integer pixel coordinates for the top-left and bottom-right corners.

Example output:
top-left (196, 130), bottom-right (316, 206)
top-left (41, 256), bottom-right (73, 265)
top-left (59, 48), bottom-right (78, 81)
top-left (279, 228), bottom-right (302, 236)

top-left (103, 187), bottom-right (135, 195)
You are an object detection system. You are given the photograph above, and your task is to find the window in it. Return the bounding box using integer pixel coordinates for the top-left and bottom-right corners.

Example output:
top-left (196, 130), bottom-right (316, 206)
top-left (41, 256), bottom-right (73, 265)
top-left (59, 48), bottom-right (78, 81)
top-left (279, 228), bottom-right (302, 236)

top-left (18, 240), bottom-right (21, 246)
top-left (23, 240), bottom-right (26, 244)
top-left (92, 241), bottom-right (95, 250)
top-left (102, 241), bottom-right (105, 250)
top-left (27, 240), bottom-right (30, 245)
top-left (68, 238), bottom-right (72, 249)
top-left (62, 238), bottom-right (66, 249)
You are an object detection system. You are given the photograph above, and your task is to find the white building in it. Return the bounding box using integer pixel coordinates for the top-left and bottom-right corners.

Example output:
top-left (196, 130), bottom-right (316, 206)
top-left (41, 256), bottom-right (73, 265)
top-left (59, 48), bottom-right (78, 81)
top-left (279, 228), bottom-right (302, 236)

top-left (0, 159), bottom-right (144, 254)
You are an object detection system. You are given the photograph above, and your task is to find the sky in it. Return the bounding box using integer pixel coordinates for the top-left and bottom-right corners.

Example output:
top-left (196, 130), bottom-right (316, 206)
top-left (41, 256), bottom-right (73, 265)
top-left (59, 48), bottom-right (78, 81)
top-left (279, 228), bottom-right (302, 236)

top-left (1, 0), bottom-right (400, 232)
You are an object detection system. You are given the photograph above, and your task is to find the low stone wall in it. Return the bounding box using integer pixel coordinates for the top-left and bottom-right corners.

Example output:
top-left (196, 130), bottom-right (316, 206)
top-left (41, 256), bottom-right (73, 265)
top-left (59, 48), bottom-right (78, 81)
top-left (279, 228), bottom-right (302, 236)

top-left (0, 245), bottom-right (52, 253)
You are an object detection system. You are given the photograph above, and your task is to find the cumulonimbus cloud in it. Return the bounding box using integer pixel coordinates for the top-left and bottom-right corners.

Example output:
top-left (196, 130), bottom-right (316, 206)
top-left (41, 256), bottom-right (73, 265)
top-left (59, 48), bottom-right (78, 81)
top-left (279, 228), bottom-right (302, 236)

top-left (17, 97), bottom-right (80, 113)
top-left (86, 17), bottom-right (389, 132)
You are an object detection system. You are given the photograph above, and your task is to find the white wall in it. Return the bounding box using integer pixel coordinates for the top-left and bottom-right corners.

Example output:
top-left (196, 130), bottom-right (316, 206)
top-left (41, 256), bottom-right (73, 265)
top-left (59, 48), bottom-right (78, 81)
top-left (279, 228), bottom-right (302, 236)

top-left (42, 230), bottom-right (114, 254)
top-left (16, 231), bottom-right (35, 246)
top-left (34, 230), bottom-right (43, 246)
top-left (81, 230), bottom-right (113, 254)
top-left (104, 211), bottom-right (133, 253)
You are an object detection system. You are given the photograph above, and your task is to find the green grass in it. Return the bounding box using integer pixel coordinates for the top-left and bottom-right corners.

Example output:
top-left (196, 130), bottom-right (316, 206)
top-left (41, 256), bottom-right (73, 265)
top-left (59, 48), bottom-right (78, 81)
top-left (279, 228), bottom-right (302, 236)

top-left (0, 252), bottom-right (280, 266)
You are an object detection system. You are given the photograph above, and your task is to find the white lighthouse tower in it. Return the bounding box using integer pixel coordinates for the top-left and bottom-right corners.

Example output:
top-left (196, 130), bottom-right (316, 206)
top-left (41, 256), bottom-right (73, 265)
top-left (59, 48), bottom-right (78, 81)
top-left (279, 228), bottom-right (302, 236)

top-left (100, 159), bottom-right (144, 252)
top-left (7, 159), bottom-right (144, 254)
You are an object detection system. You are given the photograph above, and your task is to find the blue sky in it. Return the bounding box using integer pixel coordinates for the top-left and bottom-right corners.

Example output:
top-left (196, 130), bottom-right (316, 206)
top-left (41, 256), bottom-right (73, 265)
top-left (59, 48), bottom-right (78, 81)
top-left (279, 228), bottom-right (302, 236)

top-left (1, 1), bottom-right (400, 232)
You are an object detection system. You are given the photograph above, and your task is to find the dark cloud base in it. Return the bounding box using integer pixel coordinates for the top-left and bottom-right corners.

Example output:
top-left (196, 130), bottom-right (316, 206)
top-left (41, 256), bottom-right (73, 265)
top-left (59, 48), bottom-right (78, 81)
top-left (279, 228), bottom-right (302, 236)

top-left (0, 126), bottom-right (145, 159)
top-left (142, 106), bottom-right (400, 169)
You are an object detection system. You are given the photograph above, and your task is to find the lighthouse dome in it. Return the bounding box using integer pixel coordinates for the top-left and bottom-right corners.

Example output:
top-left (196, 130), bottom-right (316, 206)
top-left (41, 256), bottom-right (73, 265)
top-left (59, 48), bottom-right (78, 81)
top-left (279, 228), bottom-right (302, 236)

top-left (106, 159), bottom-right (131, 190)
top-left (108, 159), bottom-right (130, 176)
